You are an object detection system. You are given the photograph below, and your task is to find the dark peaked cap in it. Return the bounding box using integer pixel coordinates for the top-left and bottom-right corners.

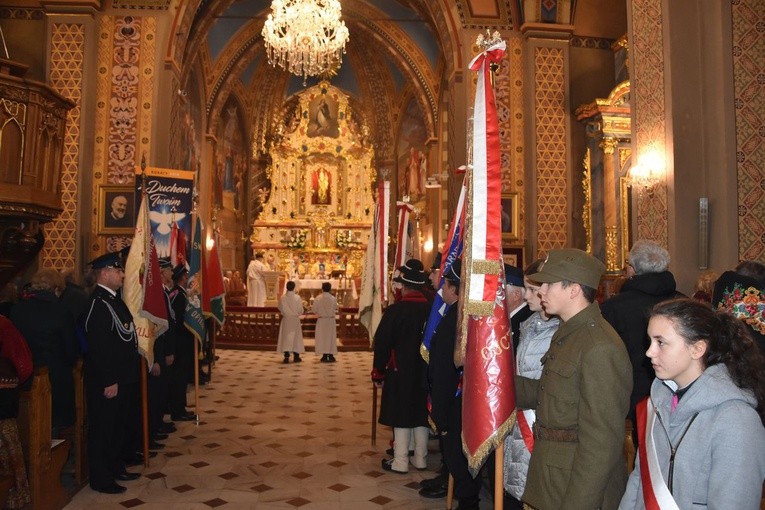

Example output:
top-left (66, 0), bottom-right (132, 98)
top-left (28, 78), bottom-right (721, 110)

top-left (89, 252), bottom-right (123, 270)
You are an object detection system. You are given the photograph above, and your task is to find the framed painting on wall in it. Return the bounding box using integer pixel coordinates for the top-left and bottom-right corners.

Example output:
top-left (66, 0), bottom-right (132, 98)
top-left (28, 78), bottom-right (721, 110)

top-left (501, 193), bottom-right (519, 240)
top-left (502, 245), bottom-right (524, 271)
top-left (98, 185), bottom-right (135, 235)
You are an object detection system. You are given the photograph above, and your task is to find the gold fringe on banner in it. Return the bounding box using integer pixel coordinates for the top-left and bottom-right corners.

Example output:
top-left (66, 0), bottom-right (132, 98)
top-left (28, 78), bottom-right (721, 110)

top-left (463, 411), bottom-right (516, 475)
top-left (471, 259), bottom-right (502, 275)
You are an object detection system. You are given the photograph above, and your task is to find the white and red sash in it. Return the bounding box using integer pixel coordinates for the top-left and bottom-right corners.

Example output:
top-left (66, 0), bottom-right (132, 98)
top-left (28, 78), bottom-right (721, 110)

top-left (636, 398), bottom-right (680, 510)
top-left (516, 409), bottom-right (535, 453)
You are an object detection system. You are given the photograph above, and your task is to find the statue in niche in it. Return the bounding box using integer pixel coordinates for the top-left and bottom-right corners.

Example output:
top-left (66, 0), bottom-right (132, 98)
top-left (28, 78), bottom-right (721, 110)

top-left (311, 167), bottom-right (332, 205)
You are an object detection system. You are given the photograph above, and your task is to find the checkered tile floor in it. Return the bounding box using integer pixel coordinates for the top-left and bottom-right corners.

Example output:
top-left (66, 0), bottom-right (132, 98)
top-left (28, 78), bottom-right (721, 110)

top-left (64, 349), bottom-right (492, 509)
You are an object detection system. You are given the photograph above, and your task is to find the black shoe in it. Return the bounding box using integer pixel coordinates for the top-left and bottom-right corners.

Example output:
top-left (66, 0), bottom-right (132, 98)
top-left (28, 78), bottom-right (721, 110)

top-left (158, 422), bottom-right (176, 433)
top-left (320, 355), bottom-right (329, 363)
top-left (380, 458), bottom-right (407, 474)
top-left (91, 483), bottom-right (126, 494)
top-left (419, 473), bottom-right (448, 490)
top-left (328, 354), bottom-right (336, 362)
top-left (171, 413), bottom-right (196, 422)
top-left (283, 354), bottom-right (290, 364)
top-left (115, 472), bottom-right (141, 481)
top-left (385, 447), bottom-right (415, 457)
top-left (152, 432), bottom-right (169, 440)
top-left (293, 354), bottom-right (302, 362)
top-left (148, 440), bottom-right (165, 450)
top-left (419, 485), bottom-right (448, 499)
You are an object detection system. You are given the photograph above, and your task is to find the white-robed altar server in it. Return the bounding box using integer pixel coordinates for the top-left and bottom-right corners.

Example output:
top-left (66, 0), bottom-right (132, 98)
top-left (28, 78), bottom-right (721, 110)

top-left (311, 282), bottom-right (338, 362)
top-left (246, 252), bottom-right (267, 307)
top-left (277, 280), bottom-right (305, 363)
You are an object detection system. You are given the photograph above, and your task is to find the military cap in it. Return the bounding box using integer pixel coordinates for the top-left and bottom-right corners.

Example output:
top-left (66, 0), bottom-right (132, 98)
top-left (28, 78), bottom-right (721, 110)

top-left (504, 264), bottom-right (524, 287)
top-left (529, 248), bottom-right (605, 289)
top-left (89, 252), bottom-right (123, 270)
top-left (392, 259), bottom-right (427, 286)
top-left (172, 264), bottom-right (188, 281)
top-left (444, 259), bottom-right (461, 284)
top-left (158, 257), bottom-right (172, 270)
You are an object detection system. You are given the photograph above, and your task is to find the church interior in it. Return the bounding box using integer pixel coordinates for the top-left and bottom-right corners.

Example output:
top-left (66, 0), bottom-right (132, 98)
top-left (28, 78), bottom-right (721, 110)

top-left (0, 0), bottom-right (763, 508)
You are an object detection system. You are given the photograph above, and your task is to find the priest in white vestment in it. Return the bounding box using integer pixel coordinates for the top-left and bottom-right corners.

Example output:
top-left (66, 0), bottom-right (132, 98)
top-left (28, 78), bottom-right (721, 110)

top-left (246, 253), bottom-right (267, 307)
top-left (311, 282), bottom-right (338, 362)
top-left (277, 280), bottom-right (305, 363)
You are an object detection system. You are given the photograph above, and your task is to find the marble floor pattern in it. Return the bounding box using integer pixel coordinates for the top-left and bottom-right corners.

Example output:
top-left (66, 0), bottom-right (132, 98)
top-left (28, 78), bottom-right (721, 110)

top-left (64, 349), bottom-right (494, 509)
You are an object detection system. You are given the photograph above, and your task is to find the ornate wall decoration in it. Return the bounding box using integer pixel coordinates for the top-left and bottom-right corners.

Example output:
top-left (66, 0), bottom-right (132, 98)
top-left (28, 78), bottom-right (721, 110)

top-left (534, 46), bottom-right (568, 254)
top-left (732, 0), bottom-right (765, 261)
top-left (91, 15), bottom-right (155, 255)
top-left (42, 22), bottom-right (85, 271)
top-left (502, 35), bottom-right (526, 240)
top-left (455, 0), bottom-right (515, 29)
top-left (630, 0), bottom-right (668, 248)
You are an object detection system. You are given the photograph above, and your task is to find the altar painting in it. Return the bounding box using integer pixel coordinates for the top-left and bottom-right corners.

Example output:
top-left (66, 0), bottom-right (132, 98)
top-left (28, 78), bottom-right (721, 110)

top-left (311, 166), bottom-right (332, 205)
top-left (396, 98), bottom-right (428, 200)
top-left (307, 93), bottom-right (340, 138)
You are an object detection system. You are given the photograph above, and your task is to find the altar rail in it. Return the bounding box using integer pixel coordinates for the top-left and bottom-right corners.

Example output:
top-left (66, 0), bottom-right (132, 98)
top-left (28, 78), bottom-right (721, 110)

top-left (217, 306), bottom-right (369, 350)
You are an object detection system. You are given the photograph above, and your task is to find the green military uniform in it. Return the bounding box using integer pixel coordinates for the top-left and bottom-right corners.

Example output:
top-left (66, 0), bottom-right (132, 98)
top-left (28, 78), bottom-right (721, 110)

top-left (515, 302), bottom-right (631, 510)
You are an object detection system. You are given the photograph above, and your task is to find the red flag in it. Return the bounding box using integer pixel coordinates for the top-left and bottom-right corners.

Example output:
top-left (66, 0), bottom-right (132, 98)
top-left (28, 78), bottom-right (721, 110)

top-left (202, 232), bottom-right (226, 326)
top-left (460, 38), bottom-right (516, 475)
top-left (170, 221), bottom-right (187, 268)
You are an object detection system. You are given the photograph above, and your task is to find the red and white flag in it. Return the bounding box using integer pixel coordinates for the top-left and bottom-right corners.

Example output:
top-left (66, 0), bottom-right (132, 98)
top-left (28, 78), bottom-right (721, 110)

top-left (123, 197), bottom-right (169, 364)
top-left (358, 181), bottom-right (390, 345)
top-left (393, 201), bottom-right (414, 279)
top-left (460, 38), bottom-right (516, 474)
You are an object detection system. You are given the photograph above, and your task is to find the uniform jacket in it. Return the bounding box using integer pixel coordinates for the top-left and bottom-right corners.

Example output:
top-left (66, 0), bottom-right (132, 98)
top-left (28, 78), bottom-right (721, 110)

top-left (83, 285), bottom-right (140, 389)
top-left (620, 364), bottom-right (765, 509)
top-left (515, 303), bottom-right (632, 510)
top-left (426, 304), bottom-right (458, 432)
top-left (601, 271), bottom-right (683, 417)
top-left (311, 292), bottom-right (337, 355)
top-left (277, 291), bottom-right (304, 353)
top-left (504, 311), bottom-right (560, 499)
top-left (373, 291), bottom-right (430, 428)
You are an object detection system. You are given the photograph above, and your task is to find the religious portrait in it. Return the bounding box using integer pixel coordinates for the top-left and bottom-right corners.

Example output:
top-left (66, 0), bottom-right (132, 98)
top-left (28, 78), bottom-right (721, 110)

top-left (98, 185), bottom-right (135, 235)
top-left (311, 166), bottom-right (332, 205)
top-left (307, 94), bottom-right (339, 138)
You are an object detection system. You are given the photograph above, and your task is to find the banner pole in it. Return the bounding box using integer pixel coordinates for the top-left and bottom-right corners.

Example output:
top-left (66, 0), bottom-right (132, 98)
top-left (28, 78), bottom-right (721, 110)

top-left (141, 360), bottom-right (149, 467)
top-left (447, 473), bottom-right (454, 510)
top-left (194, 338), bottom-right (200, 422)
top-left (495, 441), bottom-right (504, 510)
top-left (371, 384), bottom-right (378, 446)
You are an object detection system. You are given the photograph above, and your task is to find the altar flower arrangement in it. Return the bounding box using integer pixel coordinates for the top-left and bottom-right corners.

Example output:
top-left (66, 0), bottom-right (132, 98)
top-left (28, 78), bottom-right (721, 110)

top-left (283, 230), bottom-right (308, 249)
top-left (335, 230), bottom-right (360, 249)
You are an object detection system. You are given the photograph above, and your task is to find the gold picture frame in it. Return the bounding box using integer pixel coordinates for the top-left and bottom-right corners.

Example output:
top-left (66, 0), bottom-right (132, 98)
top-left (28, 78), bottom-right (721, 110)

top-left (501, 193), bottom-right (519, 240)
top-left (97, 185), bottom-right (135, 235)
top-left (502, 246), bottom-right (524, 271)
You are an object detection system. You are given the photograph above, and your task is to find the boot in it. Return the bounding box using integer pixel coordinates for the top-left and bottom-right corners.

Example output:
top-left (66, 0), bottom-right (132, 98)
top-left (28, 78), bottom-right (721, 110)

top-left (283, 352), bottom-right (290, 364)
top-left (411, 426), bottom-right (429, 470)
top-left (293, 352), bottom-right (302, 363)
top-left (391, 427), bottom-right (411, 473)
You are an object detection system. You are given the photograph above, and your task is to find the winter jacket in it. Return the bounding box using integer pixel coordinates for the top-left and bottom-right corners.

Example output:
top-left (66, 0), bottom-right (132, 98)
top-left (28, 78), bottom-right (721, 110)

top-left (619, 364), bottom-right (765, 510)
top-left (601, 271), bottom-right (683, 419)
top-left (503, 311), bottom-right (560, 499)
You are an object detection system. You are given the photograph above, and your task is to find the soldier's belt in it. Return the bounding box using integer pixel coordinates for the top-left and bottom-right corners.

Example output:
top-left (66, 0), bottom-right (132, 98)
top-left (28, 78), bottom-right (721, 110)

top-left (532, 422), bottom-right (579, 442)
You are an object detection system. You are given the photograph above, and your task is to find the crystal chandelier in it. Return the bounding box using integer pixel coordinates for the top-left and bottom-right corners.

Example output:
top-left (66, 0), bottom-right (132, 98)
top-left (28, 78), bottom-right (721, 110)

top-left (262, 0), bottom-right (349, 82)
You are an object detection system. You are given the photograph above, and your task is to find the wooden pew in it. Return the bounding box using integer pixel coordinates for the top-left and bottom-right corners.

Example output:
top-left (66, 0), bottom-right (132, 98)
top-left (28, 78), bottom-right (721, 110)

top-left (72, 359), bottom-right (87, 487)
top-left (17, 367), bottom-right (71, 510)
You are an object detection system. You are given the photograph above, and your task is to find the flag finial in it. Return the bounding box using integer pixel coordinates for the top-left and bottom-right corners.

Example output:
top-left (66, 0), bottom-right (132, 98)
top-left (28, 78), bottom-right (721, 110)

top-left (476, 30), bottom-right (502, 51)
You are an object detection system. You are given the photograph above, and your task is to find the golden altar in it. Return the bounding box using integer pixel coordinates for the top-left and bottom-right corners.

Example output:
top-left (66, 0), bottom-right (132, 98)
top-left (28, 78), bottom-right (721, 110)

top-left (250, 81), bottom-right (375, 276)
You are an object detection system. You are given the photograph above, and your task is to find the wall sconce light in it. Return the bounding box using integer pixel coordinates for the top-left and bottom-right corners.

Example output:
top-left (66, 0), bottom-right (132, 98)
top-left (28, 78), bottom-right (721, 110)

top-left (423, 238), bottom-right (433, 253)
top-left (628, 150), bottom-right (665, 197)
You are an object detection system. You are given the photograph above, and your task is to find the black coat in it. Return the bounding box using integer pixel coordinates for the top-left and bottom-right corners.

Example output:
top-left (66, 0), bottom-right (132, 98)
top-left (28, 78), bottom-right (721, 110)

top-left (426, 305), bottom-right (459, 432)
top-left (10, 291), bottom-right (79, 427)
top-left (601, 271), bottom-right (683, 416)
top-left (83, 285), bottom-right (141, 389)
top-left (511, 304), bottom-right (533, 352)
top-left (373, 292), bottom-right (430, 428)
